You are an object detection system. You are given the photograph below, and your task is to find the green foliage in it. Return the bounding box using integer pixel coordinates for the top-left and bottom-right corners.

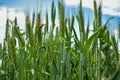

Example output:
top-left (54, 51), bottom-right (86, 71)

top-left (0, 0), bottom-right (119, 80)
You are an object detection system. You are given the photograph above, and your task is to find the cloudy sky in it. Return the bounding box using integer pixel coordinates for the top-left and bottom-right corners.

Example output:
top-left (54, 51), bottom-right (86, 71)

top-left (0, 0), bottom-right (120, 43)
top-left (65, 0), bottom-right (120, 16)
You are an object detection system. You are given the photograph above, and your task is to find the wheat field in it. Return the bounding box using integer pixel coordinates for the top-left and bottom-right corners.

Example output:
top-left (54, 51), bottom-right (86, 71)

top-left (0, 0), bottom-right (120, 80)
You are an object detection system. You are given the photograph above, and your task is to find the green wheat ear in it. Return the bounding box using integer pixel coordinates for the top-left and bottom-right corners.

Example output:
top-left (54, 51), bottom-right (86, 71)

top-left (32, 12), bottom-right (35, 29)
top-left (25, 14), bottom-right (34, 47)
top-left (8, 37), bottom-right (18, 77)
top-left (93, 0), bottom-right (97, 31)
top-left (5, 19), bottom-right (10, 41)
top-left (119, 23), bottom-right (120, 39)
top-left (58, 0), bottom-right (65, 38)
top-left (44, 11), bottom-right (49, 36)
top-left (51, 1), bottom-right (56, 29)
top-left (97, 2), bottom-right (102, 28)
top-left (35, 12), bottom-right (44, 46)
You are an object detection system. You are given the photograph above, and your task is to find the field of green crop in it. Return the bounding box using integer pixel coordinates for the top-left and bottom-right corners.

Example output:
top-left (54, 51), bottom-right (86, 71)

top-left (0, 0), bottom-right (120, 80)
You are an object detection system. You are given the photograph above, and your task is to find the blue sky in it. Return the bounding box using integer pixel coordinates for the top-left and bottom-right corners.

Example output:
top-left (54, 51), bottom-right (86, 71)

top-left (0, 0), bottom-right (120, 44)
top-left (0, 0), bottom-right (120, 15)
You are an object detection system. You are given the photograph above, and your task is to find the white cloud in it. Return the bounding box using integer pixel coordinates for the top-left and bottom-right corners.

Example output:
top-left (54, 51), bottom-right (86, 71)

top-left (64, 0), bottom-right (80, 6)
top-left (102, 0), bottom-right (119, 9)
top-left (82, 0), bottom-right (94, 9)
top-left (7, 8), bottom-right (25, 28)
top-left (8, 9), bottom-right (16, 21)
top-left (0, 7), bottom-right (25, 43)
top-left (64, 0), bottom-right (120, 16)
top-left (102, 0), bottom-right (120, 16)
top-left (16, 12), bottom-right (25, 29)
top-left (0, 7), bottom-right (7, 43)
top-left (0, 29), bottom-right (5, 43)
top-left (0, 7), bottom-right (7, 27)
